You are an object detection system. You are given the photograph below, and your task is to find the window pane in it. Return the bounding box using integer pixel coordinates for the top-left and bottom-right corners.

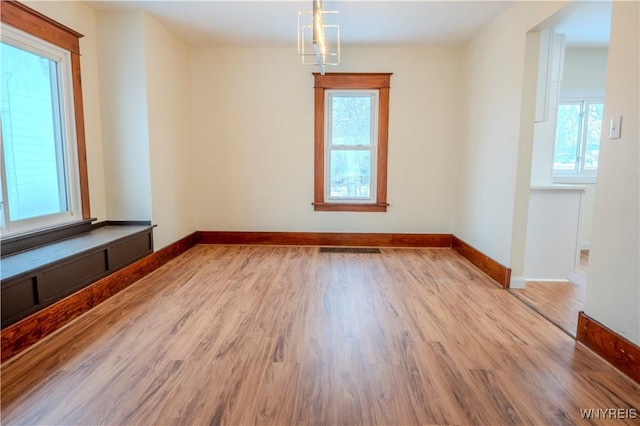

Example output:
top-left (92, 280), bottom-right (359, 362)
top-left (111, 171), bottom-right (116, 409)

top-left (1, 42), bottom-right (68, 221)
top-left (331, 95), bottom-right (371, 146)
top-left (554, 103), bottom-right (582, 172)
top-left (583, 103), bottom-right (603, 170)
top-left (329, 150), bottom-right (371, 198)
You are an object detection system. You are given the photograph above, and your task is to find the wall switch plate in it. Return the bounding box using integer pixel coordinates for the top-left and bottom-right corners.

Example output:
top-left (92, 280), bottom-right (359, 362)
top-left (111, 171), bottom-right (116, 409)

top-left (609, 115), bottom-right (622, 139)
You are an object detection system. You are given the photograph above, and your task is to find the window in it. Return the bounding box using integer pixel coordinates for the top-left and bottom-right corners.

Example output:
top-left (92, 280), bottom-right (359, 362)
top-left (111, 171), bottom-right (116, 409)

top-left (553, 99), bottom-right (603, 183)
top-left (0, 1), bottom-right (89, 237)
top-left (326, 90), bottom-right (378, 202)
top-left (313, 73), bottom-right (391, 212)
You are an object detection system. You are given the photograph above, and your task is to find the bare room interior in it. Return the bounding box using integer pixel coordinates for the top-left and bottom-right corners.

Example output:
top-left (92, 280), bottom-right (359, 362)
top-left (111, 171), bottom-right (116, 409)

top-left (1, 0), bottom-right (638, 424)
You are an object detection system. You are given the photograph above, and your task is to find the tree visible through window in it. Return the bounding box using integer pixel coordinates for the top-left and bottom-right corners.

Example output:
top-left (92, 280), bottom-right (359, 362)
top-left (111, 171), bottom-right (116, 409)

top-left (553, 99), bottom-right (603, 182)
top-left (327, 91), bottom-right (377, 200)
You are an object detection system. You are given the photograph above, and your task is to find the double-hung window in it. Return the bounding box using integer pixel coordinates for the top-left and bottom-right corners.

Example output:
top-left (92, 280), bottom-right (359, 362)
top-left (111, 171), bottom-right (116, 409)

top-left (553, 99), bottom-right (603, 183)
top-left (0, 2), bottom-right (89, 237)
top-left (313, 73), bottom-right (391, 212)
top-left (325, 90), bottom-right (378, 202)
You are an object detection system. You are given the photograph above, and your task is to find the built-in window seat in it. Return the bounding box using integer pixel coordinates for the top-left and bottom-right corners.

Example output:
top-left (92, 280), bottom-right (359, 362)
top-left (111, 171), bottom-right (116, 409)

top-left (1, 222), bottom-right (154, 328)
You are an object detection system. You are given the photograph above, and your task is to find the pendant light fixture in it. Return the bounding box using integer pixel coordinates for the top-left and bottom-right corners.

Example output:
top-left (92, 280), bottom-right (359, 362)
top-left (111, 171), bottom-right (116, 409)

top-left (297, 0), bottom-right (340, 74)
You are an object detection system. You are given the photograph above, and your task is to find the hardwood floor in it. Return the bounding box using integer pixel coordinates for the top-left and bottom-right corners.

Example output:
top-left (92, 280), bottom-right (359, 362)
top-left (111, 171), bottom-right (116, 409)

top-left (511, 250), bottom-right (588, 337)
top-left (510, 281), bottom-right (585, 337)
top-left (580, 249), bottom-right (590, 270)
top-left (2, 246), bottom-right (638, 425)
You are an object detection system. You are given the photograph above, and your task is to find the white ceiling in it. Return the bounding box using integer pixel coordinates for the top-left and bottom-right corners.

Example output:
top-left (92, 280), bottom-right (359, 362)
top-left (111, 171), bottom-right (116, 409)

top-left (86, 0), bottom-right (514, 47)
top-left (86, 0), bottom-right (611, 48)
top-left (555, 1), bottom-right (611, 48)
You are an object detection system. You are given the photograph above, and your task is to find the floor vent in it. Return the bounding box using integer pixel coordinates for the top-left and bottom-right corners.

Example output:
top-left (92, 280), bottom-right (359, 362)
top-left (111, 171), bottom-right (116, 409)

top-left (319, 247), bottom-right (381, 254)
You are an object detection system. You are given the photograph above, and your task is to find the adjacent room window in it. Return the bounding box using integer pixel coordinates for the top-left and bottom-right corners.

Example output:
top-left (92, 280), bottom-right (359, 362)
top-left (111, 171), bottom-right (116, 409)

top-left (313, 73), bottom-right (391, 212)
top-left (553, 99), bottom-right (603, 183)
top-left (0, 2), bottom-right (89, 237)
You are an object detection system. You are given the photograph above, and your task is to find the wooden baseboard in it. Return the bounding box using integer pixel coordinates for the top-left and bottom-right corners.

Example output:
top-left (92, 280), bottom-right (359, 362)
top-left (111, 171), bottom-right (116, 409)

top-left (451, 236), bottom-right (511, 288)
top-left (1, 232), bottom-right (199, 362)
top-left (577, 311), bottom-right (640, 384)
top-left (198, 231), bottom-right (452, 248)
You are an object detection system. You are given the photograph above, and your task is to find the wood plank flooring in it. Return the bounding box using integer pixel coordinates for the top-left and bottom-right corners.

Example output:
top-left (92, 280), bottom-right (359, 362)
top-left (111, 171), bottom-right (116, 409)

top-left (510, 281), bottom-right (585, 337)
top-left (2, 245), bottom-right (639, 425)
top-left (510, 250), bottom-right (588, 337)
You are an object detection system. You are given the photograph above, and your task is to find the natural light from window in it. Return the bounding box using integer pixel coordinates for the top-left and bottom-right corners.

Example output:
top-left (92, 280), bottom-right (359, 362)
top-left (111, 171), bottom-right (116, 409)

top-left (327, 91), bottom-right (377, 201)
top-left (2, 42), bottom-right (69, 220)
top-left (0, 24), bottom-right (82, 236)
top-left (553, 99), bottom-right (603, 183)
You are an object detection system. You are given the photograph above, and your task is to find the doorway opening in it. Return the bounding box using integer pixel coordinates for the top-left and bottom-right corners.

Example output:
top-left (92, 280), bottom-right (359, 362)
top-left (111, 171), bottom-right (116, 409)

top-left (513, 1), bottom-right (611, 337)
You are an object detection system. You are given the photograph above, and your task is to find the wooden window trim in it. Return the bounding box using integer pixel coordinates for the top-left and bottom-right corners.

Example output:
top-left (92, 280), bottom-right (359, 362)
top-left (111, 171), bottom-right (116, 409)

top-left (313, 73), bottom-right (392, 212)
top-left (1, 0), bottom-right (90, 220)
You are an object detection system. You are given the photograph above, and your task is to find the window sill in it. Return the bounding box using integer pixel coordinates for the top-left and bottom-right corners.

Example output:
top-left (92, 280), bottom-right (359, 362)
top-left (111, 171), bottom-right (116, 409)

top-left (313, 202), bottom-right (388, 212)
top-left (1, 219), bottom-right (94, 256)
top-left (552, 175), bottom-right (597, 184)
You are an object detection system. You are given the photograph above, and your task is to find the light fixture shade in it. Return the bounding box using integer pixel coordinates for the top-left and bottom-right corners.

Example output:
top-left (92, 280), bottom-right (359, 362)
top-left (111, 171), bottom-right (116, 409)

top-left (298, 0), bottom-right (340, 75)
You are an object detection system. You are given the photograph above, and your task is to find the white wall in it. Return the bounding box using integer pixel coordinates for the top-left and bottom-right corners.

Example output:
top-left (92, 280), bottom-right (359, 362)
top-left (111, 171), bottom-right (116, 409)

top-left (143, 14), bottom-right (196, 249)
top-left (584, 1), bottom-right (639, 345)
top-left (95, 10), bottom-right (196, 249)
top-left (561, 48), bottom-right (608, 95)
top-left (22, 0), bottom-right (107, 222)
top-left (456, 1), bottom-right (568, 268)
top-left (524, 187), bottom-right (585, 280)
top-left (96, 11), bottom-right (152, 221)
top-left (192, 47), bottom-right (462, 233)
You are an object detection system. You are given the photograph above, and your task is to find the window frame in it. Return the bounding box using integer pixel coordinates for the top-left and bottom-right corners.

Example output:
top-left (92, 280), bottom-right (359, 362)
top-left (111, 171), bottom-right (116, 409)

top-left (552, 97), bottom-right (604, 184)
top-left (313, 73), bottom-right (391, 212)
top-left (0, 0), bottom-right (90, 238)
top-left (324, 89), bottom-right (379, 203)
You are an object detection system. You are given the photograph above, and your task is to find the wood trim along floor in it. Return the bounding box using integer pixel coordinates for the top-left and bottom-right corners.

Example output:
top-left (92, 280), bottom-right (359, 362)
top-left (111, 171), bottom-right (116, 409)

top-left (577, 311), bottom-right (640, 384)
top-left (198, 231), bottom-right (452, 248)
top-left (1, 232), bottom-right (199, 362)
top-left (451, 236), bottom-right (512, 288)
